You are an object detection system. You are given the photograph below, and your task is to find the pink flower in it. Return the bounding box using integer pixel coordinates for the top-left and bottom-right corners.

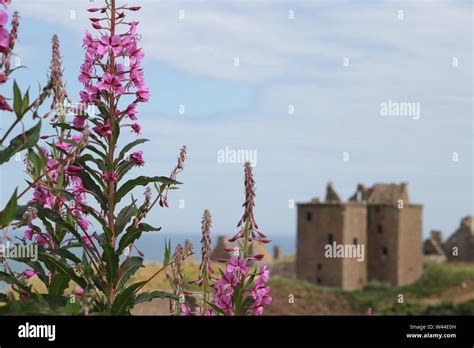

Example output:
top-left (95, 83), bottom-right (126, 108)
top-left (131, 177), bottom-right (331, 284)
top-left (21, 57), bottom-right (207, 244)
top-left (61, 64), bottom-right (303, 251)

top-left (130, 151), bottom-right (144, 166)
top-left (101, 170), bottom-right (118, 183)
top-left (0, 27), bottom-right (9, 51)
top-left (36, 233), bottom-right (53, 248)
top-left (136, 87), bottom-right (150, 102)
top-left (55, 140), bottom-right (72, 151)
top-left (78, 218), bottom-right (90, 231)
top-left (226, 256), bottom-right (249, 276)
top-left (22, 269), bottom-right (37, 279)
top-left (81, 235), bottom-right (94, 246)
top-left (73, 116), bottom-right (86, 128)
top-left (66, 165), bottom-right (82, 176)
top-left (130, 123), bottom-right (141, 134)
top-left (0, 10), bottom-right (8, 26)
top-left (97, 35), bottom-right (122, 56)
top-left (180, 303), bottom-right (191, 316)
top-left (0, 95), bottom-right (12, 111)
top-left (97, 72), bottom-right (124, 94)
top-left (93, 121), bottom-right (112, 137)
top-left (80, 85), bottom-right (98, 104)
top-left (0, 71), bottom-right (7, 83)
top-left (76, 288), bottom-right (84, 297)
top-left (24, 229), bottom-right (34, 240)
top-left (82, 30), bottom-right (94, 47)
top-left (125, 103), bottom-right (138, 120)
top-left (19, 291), bottom-right (28, 299)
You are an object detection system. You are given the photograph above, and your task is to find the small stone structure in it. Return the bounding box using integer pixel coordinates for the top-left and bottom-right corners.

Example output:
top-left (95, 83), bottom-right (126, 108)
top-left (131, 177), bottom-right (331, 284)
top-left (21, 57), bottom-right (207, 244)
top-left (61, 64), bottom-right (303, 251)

top-left (273, 245), bottom-right (282, 261)
top-left (443, 216), bottom-right (474, 262)
top-left (423, 230), bottom-right (447, 263)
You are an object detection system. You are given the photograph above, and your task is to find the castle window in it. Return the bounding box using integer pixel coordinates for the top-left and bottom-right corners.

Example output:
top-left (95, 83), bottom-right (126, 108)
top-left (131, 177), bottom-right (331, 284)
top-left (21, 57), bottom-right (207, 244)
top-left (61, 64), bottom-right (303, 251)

top-left (377, 224), bottom-right (383, 234)
top-left (317, 263), bottom-right (322, 271)
top-left (317, 277), bottom-right (322, 284)
top-left (382, 247), bottom-right (388, 256)
top-left (306, 212), bottom-right (312, 221)
top-left (353, 238), bottom-right (358, 245)
top-left (327, 233), bottom-right (334, 245)
top-left (375, 207), bottom-right (380, 213)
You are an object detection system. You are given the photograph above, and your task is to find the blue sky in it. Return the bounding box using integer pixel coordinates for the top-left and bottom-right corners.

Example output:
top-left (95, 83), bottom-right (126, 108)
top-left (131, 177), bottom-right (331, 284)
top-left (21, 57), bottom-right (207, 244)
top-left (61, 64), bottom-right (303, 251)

top-left (0, 0), bottom-right (472, 245)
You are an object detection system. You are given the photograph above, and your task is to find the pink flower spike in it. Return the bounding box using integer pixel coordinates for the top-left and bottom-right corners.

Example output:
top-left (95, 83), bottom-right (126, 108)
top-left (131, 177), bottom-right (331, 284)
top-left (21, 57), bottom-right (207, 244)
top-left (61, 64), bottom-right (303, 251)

top-left (22, 269), bottom-right (37, 279)
top-left (76, 288), bottom-right (84, 297)
top-left (101, 170), bottom-right (118, 183)
top-left (81, 235), bottom-right (94, 246)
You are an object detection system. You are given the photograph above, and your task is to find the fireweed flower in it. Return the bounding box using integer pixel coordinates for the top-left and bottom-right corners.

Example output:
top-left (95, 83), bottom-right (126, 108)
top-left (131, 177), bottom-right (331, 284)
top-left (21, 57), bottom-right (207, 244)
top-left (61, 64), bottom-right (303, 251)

top-left (130, 151), bottom-right (144, 166)
top-left (25, 35), bottom-right (92, 248)
top-left (0, 2), bottom-right (17, 110)
top-left (22, 269), bottom-right (36, 279)
top-left (76, 288), bottom-right (84, 297)
top-left (191, 210), bottom-right (215, 314)
top-left (167, 243), bottom-right (193, 315)
top-left (213, 162), bottom-right (272, 315)
top-left (78, 4), bottom-right (149, 135)
top-left (160, 145), bottom-right (187, 208)
top-left (226, 256), bottom-right (249, 276)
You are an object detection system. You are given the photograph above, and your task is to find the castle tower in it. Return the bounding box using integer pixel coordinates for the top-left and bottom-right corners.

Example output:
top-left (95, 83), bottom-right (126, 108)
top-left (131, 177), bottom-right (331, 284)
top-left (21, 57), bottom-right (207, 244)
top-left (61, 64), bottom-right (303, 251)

top-left (365, 183), bottom-right (423, 286)
top-left (296, 183), bottom-right (367, 290)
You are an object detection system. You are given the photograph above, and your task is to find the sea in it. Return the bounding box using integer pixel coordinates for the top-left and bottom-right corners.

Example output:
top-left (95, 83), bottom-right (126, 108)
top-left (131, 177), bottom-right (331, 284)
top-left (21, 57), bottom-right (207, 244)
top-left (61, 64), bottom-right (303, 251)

top-left (0, 232), bottom-right (295, 290)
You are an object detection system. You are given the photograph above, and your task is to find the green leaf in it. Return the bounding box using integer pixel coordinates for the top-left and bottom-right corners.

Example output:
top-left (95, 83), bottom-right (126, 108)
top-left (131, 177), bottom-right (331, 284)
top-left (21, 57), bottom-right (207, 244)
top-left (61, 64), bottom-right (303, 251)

top-left (13, 80), bottom-right (23, 119)
top-left (102, 245), bottom-right (119, 284)
top-left (116, 257), bottom-right (143, 291)
top-left (163, 239), bottom-right (171, 265)
top-left (49, 273), bottom-right (71, 297)
top-left (80, 153), bottom-right (107, 171)
top-left (115, 139), bottom-right (149, 165)
top-left (0, 271), bottom-right (17, 284)
top-left (53, 249), bottom-right (82, 264)
top-left (135, 290), bottom-right (178, 304)
top-left (115, 176), bottom-right (180, 204)
top-left (0, 189), bottom-right (17, 227)
top-left (117, 223), bottom-right (161, 254)
top-left (114, 202), bottom-right (137, 236)
top-left (40, 253), bottom-right (87, 289)
top-left (0, 121), bottom-right (41, 165)
top-left (22, 89), bottom-right (30, 116)
top-left (111, 281), bottom-right (144, 315)
top-left (75, 170), bottom-right (107, 208)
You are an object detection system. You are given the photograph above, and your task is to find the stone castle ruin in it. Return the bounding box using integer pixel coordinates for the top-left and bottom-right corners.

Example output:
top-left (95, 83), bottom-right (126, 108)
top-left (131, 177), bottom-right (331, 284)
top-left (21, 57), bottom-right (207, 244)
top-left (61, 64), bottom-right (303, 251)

top-left (296, 182), bottom-right (423, 290)
top-left (441, 216), bottom-right (473, 261)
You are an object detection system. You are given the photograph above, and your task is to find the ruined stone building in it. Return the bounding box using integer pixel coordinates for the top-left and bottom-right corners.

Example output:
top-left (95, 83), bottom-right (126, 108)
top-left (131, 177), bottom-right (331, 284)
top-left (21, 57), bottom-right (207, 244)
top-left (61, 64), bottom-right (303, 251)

top-left (423, 230), bottom-right (447, 262)
top-left (443, 216), bottom-right (474, 262)
top-left (296, 182), bottom-right (423, 290)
